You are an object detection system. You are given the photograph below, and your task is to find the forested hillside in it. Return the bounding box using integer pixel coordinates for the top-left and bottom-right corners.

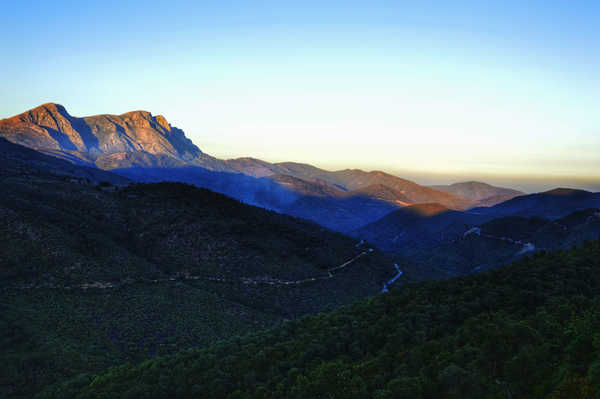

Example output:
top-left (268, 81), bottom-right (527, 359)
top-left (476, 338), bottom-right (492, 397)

top-left (41, 240), bottom-right (600, 399)
top-left (1, 149), bottom-right (444, 398)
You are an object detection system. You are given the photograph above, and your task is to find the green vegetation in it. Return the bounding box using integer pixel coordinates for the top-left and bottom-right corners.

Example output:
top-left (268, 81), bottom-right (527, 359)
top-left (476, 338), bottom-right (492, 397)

top-left (2, 156), bottom-right (439, 398)
top-left (406, 209), bottom-right (600, 274)
top-left (0, 167), bottom-right (404, 287)
top-left (0, 282), bottom-right (279, 398)
top-left (40, 240), bottom-right (600, 399)
top-left (4, 141), bottom-right (600, 398)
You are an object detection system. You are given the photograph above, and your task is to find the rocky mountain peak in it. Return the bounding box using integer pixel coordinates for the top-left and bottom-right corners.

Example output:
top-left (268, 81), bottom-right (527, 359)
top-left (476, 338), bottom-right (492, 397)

top-left (16, 102), bottom-right (71, 125)
top-left (0, 104), bottom-right (225, 170)
top-left (32, 102), bottom-right (68, 114)
top-left (154, 115), bottom-right (171, 132)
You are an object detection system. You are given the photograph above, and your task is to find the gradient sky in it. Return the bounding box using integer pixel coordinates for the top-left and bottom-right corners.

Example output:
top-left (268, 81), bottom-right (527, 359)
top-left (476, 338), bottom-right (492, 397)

top-left (1, 1), bottom-right (599, 192)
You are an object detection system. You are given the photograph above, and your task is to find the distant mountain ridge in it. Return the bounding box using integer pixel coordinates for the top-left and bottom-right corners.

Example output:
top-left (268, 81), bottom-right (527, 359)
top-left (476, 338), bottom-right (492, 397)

top-left (470, 188), bottom-right (600, 219)
top-left (225, 158), bottom-right (471, 210)
top-left (431, 181), bottom-right (524, 207)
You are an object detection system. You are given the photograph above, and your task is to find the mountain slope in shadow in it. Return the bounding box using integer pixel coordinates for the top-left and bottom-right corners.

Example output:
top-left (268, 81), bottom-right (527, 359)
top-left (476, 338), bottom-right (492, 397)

top-left (353, 203), bottom-right (496, 251)
top-left (409, 208), bottom-right (600, 274)
top-left (1, 141), bottom-right (448, 397)
top-left (470, 188), bottom-right (600, 219)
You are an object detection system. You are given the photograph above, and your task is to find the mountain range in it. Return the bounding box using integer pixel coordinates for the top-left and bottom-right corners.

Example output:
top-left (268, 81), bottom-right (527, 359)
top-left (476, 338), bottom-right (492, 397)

top-left (0, 103), bottom-right (526, 232)
top-left (1, 103), bottom-right (598, 263)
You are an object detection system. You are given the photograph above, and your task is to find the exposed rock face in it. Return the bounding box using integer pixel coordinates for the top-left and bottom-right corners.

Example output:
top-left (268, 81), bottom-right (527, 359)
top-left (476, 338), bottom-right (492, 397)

top-left (83, 110), bottom-right (202, 161)
top-left (0, 103), bottom-right (232, 171)
top-left (0, 103), bottom-right (85, 151)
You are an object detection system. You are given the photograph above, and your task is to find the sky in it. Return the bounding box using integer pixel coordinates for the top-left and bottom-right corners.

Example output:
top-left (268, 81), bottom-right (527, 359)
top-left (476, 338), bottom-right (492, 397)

top-left (1, 1), bottom-right (599, 192)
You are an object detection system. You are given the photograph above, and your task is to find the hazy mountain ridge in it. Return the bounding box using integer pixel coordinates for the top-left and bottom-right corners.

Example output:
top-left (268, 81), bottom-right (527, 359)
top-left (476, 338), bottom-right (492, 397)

top-left (111, 166), bottom-right (401, 232)
top-left (228, 160), bottom-right (472, 210)
top-left (431, 181), bottom-right (524, 207)
top-left (344, 184), bottom-right (411, 206)
top-left (265, 173), bottom-right (346, 198)
top-left (470, 188), bottom-right (600, 219)
top-left (224, 158), bottom-right (470, 210)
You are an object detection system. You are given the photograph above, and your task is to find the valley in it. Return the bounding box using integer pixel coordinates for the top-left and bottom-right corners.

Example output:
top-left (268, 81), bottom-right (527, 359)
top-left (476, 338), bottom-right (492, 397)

top-left (38, 240), bottom-right (600, 399)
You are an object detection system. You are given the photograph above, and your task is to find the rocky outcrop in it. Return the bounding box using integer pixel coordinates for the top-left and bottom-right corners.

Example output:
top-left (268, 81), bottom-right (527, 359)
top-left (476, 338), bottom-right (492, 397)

top-left (0, 103), bottom-right (233, 171)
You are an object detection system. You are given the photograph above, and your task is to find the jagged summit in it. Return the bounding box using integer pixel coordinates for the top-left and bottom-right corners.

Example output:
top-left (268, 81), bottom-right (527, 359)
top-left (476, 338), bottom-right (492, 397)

top-left (154, 114), bottom-right (171, 131)
top-left (0, 103), bottom-right (233, 171)
top-left (28, 102), bottom-right (69, 114)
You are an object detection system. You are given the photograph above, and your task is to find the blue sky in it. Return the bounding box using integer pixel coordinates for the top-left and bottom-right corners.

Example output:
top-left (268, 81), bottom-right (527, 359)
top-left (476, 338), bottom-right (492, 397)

top-left (1, 1), bottom-right (599, 191)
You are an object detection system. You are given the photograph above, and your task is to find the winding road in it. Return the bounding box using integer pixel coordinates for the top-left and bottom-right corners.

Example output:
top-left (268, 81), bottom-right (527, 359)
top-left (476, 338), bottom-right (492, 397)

top-left (381, 263), bottom-right (403, 293)
top-left (464, 227), bottom-right (537, 254)
top-left (7, 245), bottom-right (407, 296)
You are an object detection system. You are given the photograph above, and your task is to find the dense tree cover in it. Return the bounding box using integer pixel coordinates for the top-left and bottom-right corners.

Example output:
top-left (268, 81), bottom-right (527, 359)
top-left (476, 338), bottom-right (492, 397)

top-left (4, 141), bottom-right (600, 398)
top-left (0, 282), bottom-right (281, 398)
top-left (402, 208), bottom-right (600, 275)
top-left (40, 240), bottom-right (600, 399)
top-left (2, 160), bottom-right (441, 398)
top-left (0, 176), bottom-right (396, 285)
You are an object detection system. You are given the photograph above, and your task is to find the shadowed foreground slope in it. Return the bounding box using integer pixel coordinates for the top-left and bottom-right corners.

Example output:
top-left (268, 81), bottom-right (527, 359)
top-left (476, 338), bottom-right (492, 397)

top-left (0, 146), bottom-right (445, 398)
top-left (41, 240), bottom-right (600, 399)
